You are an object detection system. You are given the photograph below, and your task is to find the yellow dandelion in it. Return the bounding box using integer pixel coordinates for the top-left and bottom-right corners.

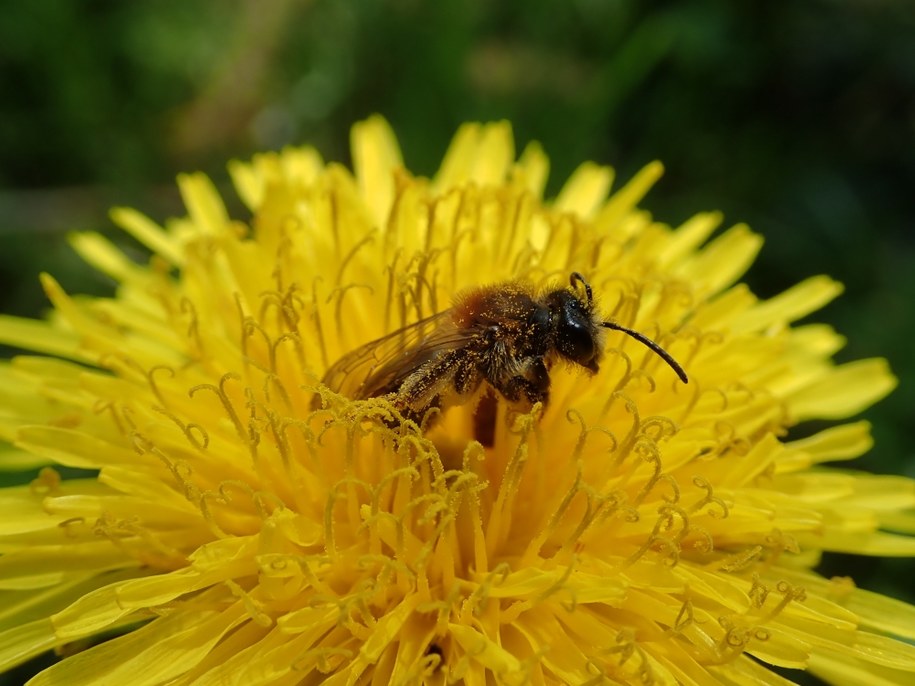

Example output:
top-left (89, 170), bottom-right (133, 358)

top-left (2, 116), bottom-right (915, 686)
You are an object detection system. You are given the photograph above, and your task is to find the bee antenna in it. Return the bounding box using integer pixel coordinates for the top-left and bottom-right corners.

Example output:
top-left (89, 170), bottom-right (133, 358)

top-left (569, 272), bottom-right (593, 306)
top-left (601, 321), bottom-right (689, 384)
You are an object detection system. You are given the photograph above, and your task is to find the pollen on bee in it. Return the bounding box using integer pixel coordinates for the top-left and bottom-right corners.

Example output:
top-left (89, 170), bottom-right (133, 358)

top-left (450, 286), bottom-right (491, 329)
top-left (451, 282), bottom-right (536, 329)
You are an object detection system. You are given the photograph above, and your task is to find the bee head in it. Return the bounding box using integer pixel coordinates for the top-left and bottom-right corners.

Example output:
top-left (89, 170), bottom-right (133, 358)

top-left (547, 275), bottom-right (603, 373)
top-left (557, 272), bottom-right (689, 384)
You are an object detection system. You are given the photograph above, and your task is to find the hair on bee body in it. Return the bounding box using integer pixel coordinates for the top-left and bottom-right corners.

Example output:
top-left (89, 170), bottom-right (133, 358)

top-left (318, 272), bottom-right (687, 439)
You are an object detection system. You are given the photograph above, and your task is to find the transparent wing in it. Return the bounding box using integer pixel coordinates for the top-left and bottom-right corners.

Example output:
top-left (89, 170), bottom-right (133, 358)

top-left (321, 310), bottom-right (476, 400)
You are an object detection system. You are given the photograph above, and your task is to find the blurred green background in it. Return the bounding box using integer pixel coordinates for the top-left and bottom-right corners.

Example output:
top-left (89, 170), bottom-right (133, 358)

top-left (1, 1), bottom-right (913, 684)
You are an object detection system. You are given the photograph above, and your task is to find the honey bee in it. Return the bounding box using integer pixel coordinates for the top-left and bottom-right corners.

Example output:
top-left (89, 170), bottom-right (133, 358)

top-left (319, 272), bottom-right (687, 430)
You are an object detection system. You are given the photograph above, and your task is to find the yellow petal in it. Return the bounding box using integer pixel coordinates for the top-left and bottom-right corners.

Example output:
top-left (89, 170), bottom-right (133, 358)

top-left (0, 618), bottom-right (57, 672)
top-left (348, 593), bottom-right (421, 680)
top-left (110, 207), bottom-right (183, 266)
top-left (434, 121), bottom-right (514, 191)
top-left (67, 232), bottom-right (144, 284)
top-left (593, 160), bottom-right (663, 238)
top-left (34, 602), bottom-right (246, 686)
top-left (675, 224), bottom-right (764, 296)
top-left (177, 173), bottom-right (230, 237)
top-left (788, 358), bottom-right (897, 421)
top-left (0, 479), bottom-right (100, 538)
top-left (781, 421), bottom-right (874, 470)
top-left (514, 140), bottom-right (549, 198)
top-left (0, 317), bottom-right (85, 361)
top-left (449, 623), bottom-right (522, 675)
top-left (790, 323), bottom-right (846, 357)
top-left (0, 447), bottom-right (49, 471)
top-left (656, 211), bottom-right (723, 267)
top-left (553, 162), bottom-right (614, 218)
top-left (732, 276), bottom-right (844, 333)
top-left (0, 543), bottom-right (133, 591)
top-left (16, 427), bottom-right (132, 470)
top-left (351, 115), bottom-right (403, 228)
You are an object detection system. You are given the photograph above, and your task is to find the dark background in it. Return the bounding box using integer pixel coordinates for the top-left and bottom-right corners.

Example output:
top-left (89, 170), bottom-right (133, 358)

top-left (1, 2), bottom-right (913, 684)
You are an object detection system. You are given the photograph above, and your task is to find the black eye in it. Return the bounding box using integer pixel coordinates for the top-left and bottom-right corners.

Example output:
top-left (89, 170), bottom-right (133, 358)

top-left (556, 298), bottom-right (598, 368)
top-left (561, 321), bottom-right (595, 362)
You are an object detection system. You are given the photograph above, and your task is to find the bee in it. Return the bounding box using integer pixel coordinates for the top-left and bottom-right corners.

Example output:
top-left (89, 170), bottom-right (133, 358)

top-left (319, 272), bottom-right (687, 432)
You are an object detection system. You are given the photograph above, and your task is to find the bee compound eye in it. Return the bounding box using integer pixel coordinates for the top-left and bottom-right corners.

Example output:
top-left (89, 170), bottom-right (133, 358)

top-left (558, 318), bottom-right (597, 367)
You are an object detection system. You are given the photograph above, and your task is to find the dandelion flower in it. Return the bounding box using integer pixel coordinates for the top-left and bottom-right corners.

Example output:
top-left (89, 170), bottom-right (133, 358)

top-left (2, 116), bottom-right (915, 685)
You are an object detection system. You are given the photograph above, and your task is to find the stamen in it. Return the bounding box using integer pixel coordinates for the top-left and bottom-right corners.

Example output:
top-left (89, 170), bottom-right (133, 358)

top-left (689, 476), bottom-right (729, 519)
top-left (189, 373), bottom-right (248, 447)
top-left (179, 296), bottom-right (203, 356)
top-left (146, 365), bottom-right (175, 407)
top-left (336, 231), bottom-right (376, 286)
top-left (153, 406), bottom-right (210, 452)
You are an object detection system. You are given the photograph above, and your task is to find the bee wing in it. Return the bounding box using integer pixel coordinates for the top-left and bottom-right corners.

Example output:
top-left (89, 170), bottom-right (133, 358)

top-left (320, 310), bottom-right (474, 400)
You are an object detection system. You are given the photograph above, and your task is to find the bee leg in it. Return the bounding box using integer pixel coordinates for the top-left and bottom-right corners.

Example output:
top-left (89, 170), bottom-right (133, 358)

top-left (500, 377), bottom-right (548, 405)
top-left (393, 351), bottom-right (469, 431)
top-left (497, 359), bottom-right (550, 406)
top-left (454, 358), bottom-right (482, 396)
top-left (473, 390), bottom-right (498, 447)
